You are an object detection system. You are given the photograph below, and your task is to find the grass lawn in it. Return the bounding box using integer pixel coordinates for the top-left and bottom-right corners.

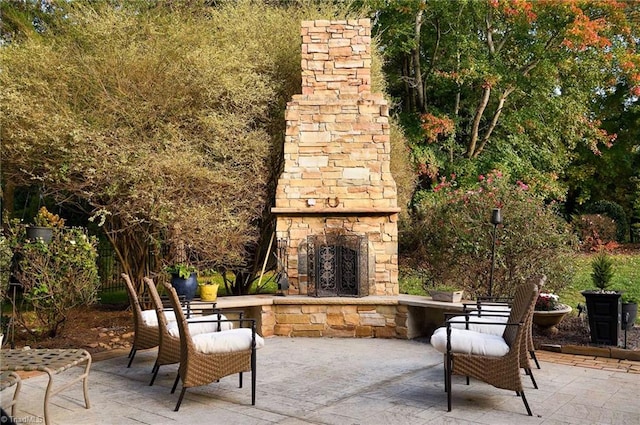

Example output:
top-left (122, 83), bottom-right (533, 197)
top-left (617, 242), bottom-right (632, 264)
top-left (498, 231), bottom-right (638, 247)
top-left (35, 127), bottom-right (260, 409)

top-left (399, 250), bottom-right (640, 323)
top-left (560, 253), bottom-right (640, 308)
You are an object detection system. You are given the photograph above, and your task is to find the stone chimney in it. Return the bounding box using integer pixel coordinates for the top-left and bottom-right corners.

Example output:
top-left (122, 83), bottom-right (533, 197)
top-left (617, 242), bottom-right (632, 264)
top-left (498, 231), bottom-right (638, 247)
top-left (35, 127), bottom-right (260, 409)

top-left (272, 19), bottom-right (399, 297)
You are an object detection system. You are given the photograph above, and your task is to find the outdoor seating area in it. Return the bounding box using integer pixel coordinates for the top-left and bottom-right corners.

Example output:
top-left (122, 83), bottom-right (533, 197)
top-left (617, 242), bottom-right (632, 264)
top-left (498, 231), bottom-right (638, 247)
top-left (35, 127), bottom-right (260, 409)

top-left (2, 5), bottom-right (639, 425)
top-left (117, 274), bottom-right (264, 412)
top-left (2, 337), bottom-right (639, 424)
top-left (431, 279), bottom-right (539, 415)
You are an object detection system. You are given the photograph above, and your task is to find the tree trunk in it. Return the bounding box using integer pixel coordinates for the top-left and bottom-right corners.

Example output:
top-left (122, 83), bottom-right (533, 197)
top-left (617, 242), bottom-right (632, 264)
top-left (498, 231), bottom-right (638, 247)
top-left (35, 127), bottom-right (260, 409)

top-left (473, 86), bottom-right (515, 158)
top-left (412, 2), bottom-right (426, 112)
top-left (467, 85), bottom-right (491, 158)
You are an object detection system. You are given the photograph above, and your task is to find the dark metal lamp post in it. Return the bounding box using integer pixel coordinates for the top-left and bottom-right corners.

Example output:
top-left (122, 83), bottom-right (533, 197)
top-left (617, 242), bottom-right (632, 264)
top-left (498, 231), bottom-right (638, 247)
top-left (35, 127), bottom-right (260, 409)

top-left (488, 208), bottom-right (503, 297)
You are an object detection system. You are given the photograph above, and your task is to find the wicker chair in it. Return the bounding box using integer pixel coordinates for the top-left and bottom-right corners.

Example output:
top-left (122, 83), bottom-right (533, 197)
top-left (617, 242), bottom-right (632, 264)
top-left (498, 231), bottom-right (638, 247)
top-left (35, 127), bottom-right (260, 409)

top-left (450, 275), bottom-right (547, 376)
top-left (143, 277), bottom-right (235, 386)
top-left (431, 280), bottom-right (539, 416)
top-left (160, 280), bottom-right (265, 411)
top-left (122, 274), bottom-right (160, 368)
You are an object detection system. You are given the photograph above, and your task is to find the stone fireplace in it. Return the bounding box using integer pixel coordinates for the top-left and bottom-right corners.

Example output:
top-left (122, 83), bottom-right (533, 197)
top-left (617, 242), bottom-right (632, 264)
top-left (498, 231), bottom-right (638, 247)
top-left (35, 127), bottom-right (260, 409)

top-left (272, 19), bottom-right (399, 297)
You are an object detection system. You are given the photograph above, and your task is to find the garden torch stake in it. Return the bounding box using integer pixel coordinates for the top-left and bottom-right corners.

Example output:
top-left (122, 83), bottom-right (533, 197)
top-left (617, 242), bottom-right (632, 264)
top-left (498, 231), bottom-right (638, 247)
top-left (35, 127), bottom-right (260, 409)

top-left (488, 208), bottom-right (502, 297)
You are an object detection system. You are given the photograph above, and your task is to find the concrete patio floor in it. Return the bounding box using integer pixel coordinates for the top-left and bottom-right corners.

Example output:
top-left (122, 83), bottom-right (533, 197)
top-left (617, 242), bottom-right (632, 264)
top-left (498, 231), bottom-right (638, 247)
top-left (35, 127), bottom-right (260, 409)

top-left (2, 337), bottom-right (639, 424)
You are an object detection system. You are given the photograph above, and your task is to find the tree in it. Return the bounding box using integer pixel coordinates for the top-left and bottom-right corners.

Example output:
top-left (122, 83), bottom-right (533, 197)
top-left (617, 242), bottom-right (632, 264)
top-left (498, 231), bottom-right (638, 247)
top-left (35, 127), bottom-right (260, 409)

top-left (1, 1), bottom-right (415, 294)
top-left (566, 82), bottom-right (640, 238)
top-left (365, 0), bottom-right (640, 199)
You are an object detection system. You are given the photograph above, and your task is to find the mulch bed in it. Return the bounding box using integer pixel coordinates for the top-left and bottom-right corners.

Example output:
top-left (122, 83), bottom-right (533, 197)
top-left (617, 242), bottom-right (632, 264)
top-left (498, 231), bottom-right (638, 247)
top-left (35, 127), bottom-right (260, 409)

top-left (533, 315), bottom-right (639, 351)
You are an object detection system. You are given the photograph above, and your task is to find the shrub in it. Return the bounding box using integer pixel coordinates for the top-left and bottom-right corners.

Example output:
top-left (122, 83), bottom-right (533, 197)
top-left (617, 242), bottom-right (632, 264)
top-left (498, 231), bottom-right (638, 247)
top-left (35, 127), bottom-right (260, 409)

top-left (590, 252), bottom-right (614, 290)
top-left (0, 235), bottom-right (12, 300)
top-left (586, 200), bottom-right (629, 243)
top-left (9, 223), bottom-right (99, 338)
top-left (572, 214), bottom-right (618, 251)
top-left (404, 170), bottom-right (578, 299)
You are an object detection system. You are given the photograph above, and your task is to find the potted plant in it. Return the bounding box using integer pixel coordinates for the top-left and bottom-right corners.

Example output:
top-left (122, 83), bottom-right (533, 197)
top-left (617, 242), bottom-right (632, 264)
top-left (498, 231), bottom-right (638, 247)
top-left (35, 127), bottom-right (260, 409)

top-left (581, 252), bottom-right (621, 345)
top-left (26, 206), bottom-right (64, 243)
top-left (532, 292), bottom-right (572, 334)
top-left (165, 263), bottom-right (198, 301)
top-left (197, 269), bottom-right (220, 302)
top-left (427, 284), bottom-right (464, 303)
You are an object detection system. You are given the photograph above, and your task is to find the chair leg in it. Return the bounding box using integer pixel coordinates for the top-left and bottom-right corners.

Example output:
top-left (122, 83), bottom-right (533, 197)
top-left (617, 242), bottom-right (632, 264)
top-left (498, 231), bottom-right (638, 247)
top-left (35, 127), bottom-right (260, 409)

top-left (171, 374), bottom-right (181, 394)
top-left (174, 387), bottom-right (187, 412)
top-left (519, 390), bottom-right (533, 416)
top-left (446, 353), bottom-right (452, 412)
top-left (127, 349), bottom-right (137, 368)
top-left (251, 348), bottom-right (257, 406)
top-left (525, 368), bottom-right (538, 389)
top-left (442, 355), bottom-right (448, 393)
top-left (152, 363), bottom-right (159, 374)
top-left (239, 372), bottom-right (243, 388)
top-left (128, 347), bottom-right (134, 358)
top-left (149, 364), bottom-right (160, 386)
top-left (530, 350), bottom-right (540, 369)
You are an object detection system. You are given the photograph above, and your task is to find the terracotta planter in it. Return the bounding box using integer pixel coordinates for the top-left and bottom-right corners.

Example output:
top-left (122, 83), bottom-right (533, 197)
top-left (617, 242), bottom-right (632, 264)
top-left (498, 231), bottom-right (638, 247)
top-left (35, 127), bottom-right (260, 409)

top-left (533, 305), bottom-right (572, 333)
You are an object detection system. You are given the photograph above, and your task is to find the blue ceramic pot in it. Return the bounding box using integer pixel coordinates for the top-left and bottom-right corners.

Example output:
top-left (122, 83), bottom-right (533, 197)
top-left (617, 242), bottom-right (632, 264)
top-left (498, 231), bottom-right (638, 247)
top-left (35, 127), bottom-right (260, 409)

top-left (170, 272), bottom-right (198, 301)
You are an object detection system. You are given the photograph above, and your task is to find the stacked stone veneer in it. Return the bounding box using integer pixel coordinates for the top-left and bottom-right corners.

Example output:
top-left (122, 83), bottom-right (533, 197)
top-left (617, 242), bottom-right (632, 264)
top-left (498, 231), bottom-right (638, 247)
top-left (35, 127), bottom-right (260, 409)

top-left (234, 299), bottom-right (409, 338)
top-left (273, 19), bottom-right (399, 297)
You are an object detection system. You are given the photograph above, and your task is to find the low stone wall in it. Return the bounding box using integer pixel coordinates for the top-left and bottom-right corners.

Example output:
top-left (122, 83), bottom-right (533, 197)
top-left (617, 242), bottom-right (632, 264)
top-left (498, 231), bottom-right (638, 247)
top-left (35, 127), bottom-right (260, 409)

top-left (207, 294), bottom-right (464, 340)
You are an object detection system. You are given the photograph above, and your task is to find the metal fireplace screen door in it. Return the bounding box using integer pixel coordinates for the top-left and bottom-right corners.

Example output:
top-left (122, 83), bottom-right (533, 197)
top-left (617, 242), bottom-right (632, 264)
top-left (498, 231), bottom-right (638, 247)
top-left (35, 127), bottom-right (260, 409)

top-left (308, 234), bottom-right (367, 297)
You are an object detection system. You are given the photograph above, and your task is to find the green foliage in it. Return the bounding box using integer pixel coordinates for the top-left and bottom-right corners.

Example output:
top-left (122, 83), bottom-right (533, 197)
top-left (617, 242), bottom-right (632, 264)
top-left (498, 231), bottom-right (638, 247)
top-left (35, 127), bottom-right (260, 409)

top-left (8, 222), bottom-right (99, 338)
top-left (566, 82), bottom-right (639, 227)
top-left (404, 170), bottom-right (578, 299)
top-left (590, 252), bottom-right (615, 290)
top-left (366, 0), bottom-right (640, 207)
top-left (1, 1), bottom-right (389, 296)
top-left (0, 235), bottom-right (12, 300)
top-left (586, 200), bottom-right (629, 243)
top-left (165, 263), bottom-right (198, 280)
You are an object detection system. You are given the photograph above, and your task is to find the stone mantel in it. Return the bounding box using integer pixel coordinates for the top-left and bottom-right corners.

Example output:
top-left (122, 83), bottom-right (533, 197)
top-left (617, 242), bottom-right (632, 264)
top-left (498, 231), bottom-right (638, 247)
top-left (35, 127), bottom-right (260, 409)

top-left (271, 207), bottom-right (401, 215)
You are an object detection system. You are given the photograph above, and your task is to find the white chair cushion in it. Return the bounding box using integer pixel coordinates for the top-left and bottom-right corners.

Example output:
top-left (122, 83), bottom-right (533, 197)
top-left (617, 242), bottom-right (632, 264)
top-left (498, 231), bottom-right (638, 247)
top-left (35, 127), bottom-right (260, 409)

top-left (167, 314), bottom-right (234, 338)
top-left (484, 304), bottom-right (511, 313)
top-left (140, 309), bottom-right (177, 327)
top-left (448, 314), bottom-right (508, 336)
top-left (430, 327), bottom-right (510, 357)
top-left (191, 328), bottom-right (265, 354)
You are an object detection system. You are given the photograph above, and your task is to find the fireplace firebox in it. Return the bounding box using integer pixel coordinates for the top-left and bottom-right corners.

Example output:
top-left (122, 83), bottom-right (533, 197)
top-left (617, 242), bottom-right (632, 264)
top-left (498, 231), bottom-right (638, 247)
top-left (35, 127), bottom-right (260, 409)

top-left (307, 234), bottom-right (368, 297)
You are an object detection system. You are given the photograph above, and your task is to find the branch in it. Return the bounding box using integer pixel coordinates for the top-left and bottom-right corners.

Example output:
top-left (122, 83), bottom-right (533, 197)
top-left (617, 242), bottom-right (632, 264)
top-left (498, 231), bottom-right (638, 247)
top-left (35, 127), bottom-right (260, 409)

top-left (473, 86), bottom-right (515, 158)
top-left (467, 85), bottom-right (491, 158)
top-left (486, 11), bottom-right (495, 55)
top-left (424, 17), bottom-right (441, 95)
top-left (413, 1), bottom-right (426, 112)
